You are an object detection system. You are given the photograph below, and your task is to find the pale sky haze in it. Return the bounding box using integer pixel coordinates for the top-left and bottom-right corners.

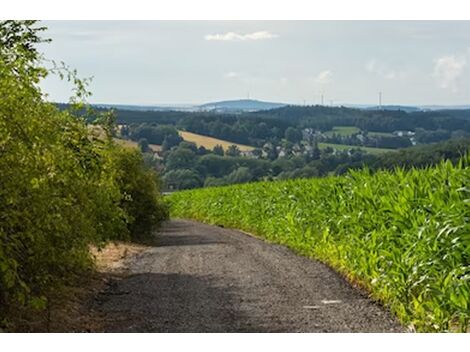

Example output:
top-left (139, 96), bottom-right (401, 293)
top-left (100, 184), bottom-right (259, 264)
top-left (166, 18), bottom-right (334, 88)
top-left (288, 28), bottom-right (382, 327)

top-left (39, 21), bottom-right (470, 106)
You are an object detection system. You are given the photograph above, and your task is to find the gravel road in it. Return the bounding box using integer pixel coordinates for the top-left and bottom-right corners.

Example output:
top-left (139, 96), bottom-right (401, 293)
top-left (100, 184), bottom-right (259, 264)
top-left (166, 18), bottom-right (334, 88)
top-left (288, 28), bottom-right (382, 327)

top-left (91, 219), bottom-right (403, 332)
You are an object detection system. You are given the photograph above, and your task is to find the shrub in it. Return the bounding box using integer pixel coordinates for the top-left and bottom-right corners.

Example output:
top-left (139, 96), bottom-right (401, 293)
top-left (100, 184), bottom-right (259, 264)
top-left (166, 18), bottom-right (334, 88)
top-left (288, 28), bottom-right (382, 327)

top-left (112, 147), bottom-right (169, 241)
top-left (0, 21), bottom-right (168, 327)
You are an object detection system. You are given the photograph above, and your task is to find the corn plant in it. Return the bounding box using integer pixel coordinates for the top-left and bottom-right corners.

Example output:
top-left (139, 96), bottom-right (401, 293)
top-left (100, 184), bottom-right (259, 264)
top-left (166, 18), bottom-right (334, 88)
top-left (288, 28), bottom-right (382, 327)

top-left (168, 158), bottom-right (470, 332)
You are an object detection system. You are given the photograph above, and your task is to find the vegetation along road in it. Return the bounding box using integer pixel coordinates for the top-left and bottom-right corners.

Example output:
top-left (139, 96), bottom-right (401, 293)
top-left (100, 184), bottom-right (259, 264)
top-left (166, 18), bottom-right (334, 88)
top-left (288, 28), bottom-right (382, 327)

top-left (90, 220), bottom-right (402, 332)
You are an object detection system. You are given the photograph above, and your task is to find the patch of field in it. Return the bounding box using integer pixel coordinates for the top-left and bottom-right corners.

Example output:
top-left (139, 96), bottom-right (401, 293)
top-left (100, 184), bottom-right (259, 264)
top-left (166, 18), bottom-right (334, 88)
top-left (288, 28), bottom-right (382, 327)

top-left (113, 138), bottom-right (161, 152)
top-left (324, 126), bottom-right (360, 137)
top-left (367, 131), bottom-right (395, 137)
top-left (179, 130), bottom-right (254, 152)
top-left (318, 142), bottom-right (393, 155)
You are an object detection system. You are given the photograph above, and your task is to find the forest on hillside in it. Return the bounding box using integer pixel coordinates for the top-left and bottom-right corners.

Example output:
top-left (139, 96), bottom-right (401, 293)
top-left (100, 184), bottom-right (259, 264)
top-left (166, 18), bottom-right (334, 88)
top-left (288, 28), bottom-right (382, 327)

top-left (105, 105), bottom-right (470, 190)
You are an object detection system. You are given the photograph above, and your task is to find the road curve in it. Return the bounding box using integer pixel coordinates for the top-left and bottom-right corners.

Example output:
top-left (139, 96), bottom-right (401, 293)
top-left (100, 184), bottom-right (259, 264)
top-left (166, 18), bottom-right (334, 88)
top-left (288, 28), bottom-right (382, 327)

top-left (91, 219), bottom-right (403, 332)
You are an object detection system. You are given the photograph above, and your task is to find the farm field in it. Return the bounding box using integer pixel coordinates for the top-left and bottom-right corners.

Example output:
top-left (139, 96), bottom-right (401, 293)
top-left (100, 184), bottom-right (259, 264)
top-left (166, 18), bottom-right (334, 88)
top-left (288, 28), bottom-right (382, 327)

top-left (167, 159), bottom-right (470, 332)
top-left (178, 130), bottom-right (254, 152)
top-left (318, 142), bottom-right (393, 154)
top-left (324, 126), bottom-right (360, 136)
top-left (367, 131), bottom-right (395, 137)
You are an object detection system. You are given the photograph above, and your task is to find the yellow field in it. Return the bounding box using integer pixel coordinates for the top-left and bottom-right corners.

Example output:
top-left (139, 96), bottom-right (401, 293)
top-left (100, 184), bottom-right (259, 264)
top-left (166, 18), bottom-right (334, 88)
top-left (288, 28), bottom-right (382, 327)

top-left (178, 130), bottom-right (254, 152)
top-left (113, 138), bottom-right (161, 152)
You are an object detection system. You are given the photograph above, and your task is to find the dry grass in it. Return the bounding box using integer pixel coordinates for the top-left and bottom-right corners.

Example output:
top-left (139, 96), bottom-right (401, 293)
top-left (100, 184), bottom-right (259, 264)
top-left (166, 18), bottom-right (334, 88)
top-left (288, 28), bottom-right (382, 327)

top-left (5, 242), bottom-right (149, 332)
top-left (179, 130), bottom-right (254, 152)
top-left (91, 241), bottom-right (148, 273)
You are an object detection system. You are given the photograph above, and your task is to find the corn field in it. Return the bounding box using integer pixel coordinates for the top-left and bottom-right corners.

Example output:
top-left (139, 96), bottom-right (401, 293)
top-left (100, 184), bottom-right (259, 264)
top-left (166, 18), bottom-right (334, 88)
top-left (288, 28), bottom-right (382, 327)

top-left (168, 159), bottom-right (470, 332)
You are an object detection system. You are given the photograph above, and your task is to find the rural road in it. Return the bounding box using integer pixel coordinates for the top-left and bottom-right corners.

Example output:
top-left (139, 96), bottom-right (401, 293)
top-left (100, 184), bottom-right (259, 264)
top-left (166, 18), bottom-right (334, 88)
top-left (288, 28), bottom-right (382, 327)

top-left (91, 219), bottom-right (403, 332)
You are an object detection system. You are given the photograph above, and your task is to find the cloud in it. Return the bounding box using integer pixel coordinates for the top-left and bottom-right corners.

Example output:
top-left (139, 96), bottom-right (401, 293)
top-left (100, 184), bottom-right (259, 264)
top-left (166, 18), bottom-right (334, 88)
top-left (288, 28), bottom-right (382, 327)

top-left (365, 59), bottom-right (403, 80)
top-left (224, 71), bottom-right (240, 79)
top-left (204, 31), bottom-right (278, 41)
top-left (433, 54), bottom-right (466, 92)
top-left (314, 70), bottom-right (332, 85)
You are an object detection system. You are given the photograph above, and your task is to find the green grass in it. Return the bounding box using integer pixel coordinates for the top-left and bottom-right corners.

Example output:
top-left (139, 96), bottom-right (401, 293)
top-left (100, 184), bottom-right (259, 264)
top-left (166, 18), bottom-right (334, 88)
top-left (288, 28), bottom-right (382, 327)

top-left (167, 159), bottom-right (470, 332)
top-left (318, 142), bottom-right (393, 155)
top-left (324, 126), bottom-right (360, 137)
top-left (367, 131), bottom-right (395, 137)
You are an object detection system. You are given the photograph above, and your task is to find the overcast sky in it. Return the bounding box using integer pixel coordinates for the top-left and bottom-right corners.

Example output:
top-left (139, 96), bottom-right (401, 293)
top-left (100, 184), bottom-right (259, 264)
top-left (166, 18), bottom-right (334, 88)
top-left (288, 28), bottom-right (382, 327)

top-left (39, 21), bottom-right (470, 106)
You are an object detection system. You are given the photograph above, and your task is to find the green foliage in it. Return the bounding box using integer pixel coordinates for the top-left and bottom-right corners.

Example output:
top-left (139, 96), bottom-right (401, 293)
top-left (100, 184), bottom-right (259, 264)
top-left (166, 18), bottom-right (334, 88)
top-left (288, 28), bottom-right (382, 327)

top-left (168, 159), bottom-right (470, 332)
top-left (213, 144), bottom-right (224, 156)
top-left (165, 146), bottom-right (197, 170)
top-left (284, 127), bottom-right (302, 143)
top-left (226, 145), bottom-right (241, 157)
top-left (163, 169), bottom-right (203, 190)
top-left (0, 21), bottom-right (168, 325)
top-left (130, 124), bottom-right (181, 145)
top-left (138, 138), bottom-right (150, 153)
top-left (226, 167), bottom-right (253, 184)
top-left (324, 126), bottom-right (361, 137)
top-left (112, 147), bottom-right (168, 240)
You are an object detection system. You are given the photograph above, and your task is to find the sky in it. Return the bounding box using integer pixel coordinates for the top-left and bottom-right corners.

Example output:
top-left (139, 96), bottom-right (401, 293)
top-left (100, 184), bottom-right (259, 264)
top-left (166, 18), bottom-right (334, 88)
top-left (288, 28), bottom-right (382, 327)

top-left (39, 21), bottom-right (470, 106)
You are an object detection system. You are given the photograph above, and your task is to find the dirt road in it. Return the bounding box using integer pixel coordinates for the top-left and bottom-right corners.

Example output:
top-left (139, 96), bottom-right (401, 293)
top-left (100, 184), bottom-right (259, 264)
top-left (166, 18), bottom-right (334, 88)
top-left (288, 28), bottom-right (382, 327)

top-left (90, 219), bottom-right (403, 332)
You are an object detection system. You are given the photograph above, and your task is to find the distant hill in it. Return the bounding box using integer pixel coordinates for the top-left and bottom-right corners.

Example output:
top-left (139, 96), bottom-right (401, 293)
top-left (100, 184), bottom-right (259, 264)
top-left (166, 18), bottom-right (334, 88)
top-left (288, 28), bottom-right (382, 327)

top-left (92, 103), bottom-right (195, 112)
top-left (90, 99), bottom-right (286, 113)
top-left (86, 101), bottom-right (470, 114)
top-left (363, 105), bottom-right (421, 113)
top-left (198, 99), bottom-right (286, 112)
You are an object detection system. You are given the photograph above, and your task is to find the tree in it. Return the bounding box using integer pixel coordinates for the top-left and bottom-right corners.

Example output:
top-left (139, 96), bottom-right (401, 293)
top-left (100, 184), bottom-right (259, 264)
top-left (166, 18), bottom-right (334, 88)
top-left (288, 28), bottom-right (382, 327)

top-left (197, 146), bottom-right (209, 155)
top-left (113, 148), bottom-right (168, 240)
top-left (252, 148), bottom-right (263, 158)
top-left (204, 177), bottom-right (227, 187)
top-left (226, 167), bottom-right (253, 184)
top-left (213, 144), bottom-right (224, 156)
top-left (198, 154), bottom-right (235, 178)
top-left (165, 147), bottom-right (197, 170)
top-left (163, 169), bottom-right (202, 190)
top-left (226, 145), bottom-right (241, 157)
top-left (162, 133), bottom-right (183, 151)
top-left (131, 124), bottom-right (181, 145)
top-left (179, 141), bottom-right (198, 152)
top-left (285, 127), bottom-right (303, 143)
top-left (138, 138), bottom-right (150, 153)
top-left (0, 21), bottom-right (169, 324)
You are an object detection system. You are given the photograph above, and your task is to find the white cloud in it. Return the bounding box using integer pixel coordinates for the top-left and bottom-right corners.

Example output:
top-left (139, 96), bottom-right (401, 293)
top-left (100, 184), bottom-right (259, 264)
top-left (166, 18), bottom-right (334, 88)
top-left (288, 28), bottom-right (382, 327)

top-left (314, 70), bottom-right (332, 85)
top-left (224, 71), bottom-right (240, 79)
top-left (433, 54), bottom-right (466, 92)
top-left (365, 59), bottom-right (403, 80)
top-left (204, 31), bottom-right (278, 41)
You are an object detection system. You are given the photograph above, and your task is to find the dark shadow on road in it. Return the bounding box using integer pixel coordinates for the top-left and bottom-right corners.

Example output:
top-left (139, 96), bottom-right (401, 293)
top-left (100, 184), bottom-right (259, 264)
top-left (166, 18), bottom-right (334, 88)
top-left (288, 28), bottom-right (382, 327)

top-left (91, 273), bottom-right (272, 333)
top-left (156, 233), bottom-right (226, 247)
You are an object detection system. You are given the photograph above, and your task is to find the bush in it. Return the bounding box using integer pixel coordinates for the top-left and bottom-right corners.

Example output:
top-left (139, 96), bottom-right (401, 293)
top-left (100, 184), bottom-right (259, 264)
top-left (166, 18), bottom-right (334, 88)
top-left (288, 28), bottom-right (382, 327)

top-left (0, 21), bottom-right (168, 326)
top-left (113, 147), bottom-right (169, 240)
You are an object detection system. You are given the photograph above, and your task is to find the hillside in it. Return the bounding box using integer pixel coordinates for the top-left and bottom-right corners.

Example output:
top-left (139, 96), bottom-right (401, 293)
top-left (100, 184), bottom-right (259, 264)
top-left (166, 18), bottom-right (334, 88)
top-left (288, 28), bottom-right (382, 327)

top-left (178, 130), bottom-right (254, 152)
top-left (199, 99), bottom-right (286, 112)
